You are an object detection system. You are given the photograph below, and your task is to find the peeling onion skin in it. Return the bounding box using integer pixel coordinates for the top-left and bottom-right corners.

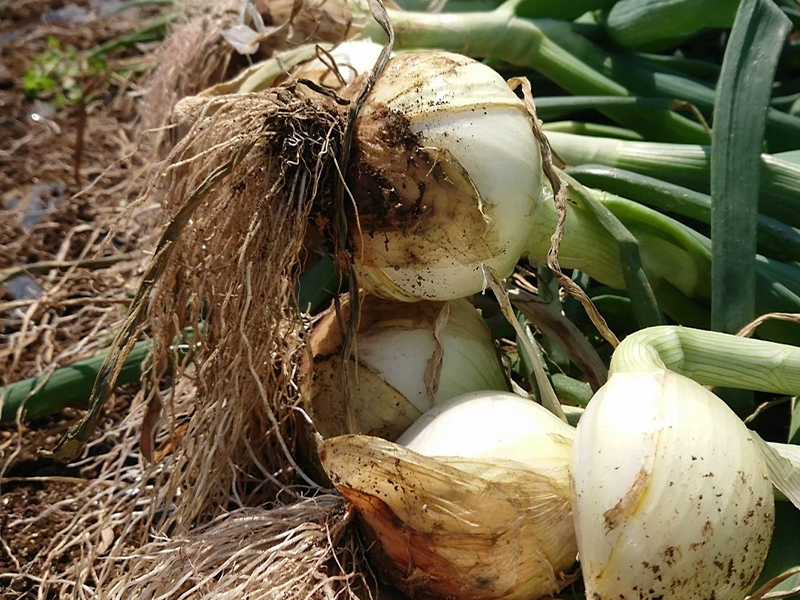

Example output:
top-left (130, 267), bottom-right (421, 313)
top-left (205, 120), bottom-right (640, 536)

top-left (321, 434), bottom-right (576, 600)
top-left (321, 393), bottom-right (578, 600)
top-left (305, 297), bottom-right (508, 442)
top-left (571, 369), bottom-right (774, 600)
top-left (349, 52), bottom-right (542, 301)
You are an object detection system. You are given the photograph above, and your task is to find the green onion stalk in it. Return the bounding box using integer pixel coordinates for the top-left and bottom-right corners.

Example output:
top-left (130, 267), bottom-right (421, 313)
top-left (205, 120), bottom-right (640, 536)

top-left (565, 164), bottom-right (800, 262)
top-left (544, 131), bottom-right (800, 228)
top-left (523, 185), bottom-right (800, 343)
top-left (347, 0), bottom-right (800, 150)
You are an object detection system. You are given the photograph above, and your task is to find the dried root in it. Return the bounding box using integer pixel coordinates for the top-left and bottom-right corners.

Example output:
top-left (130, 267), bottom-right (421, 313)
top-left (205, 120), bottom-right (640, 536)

top-left (140, 0), bottom-right (241, 136)
top-left (13, 84), bottom-right (363, 598)
top-left (142, 86), bottom-right (344, 524)
top-left (101, 495), bottom-right (358, 600)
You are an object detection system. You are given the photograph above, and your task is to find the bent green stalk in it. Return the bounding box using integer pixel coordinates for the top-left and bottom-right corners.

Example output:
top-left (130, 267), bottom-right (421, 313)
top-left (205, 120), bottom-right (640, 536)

top-left (609, 325), bottom-right (800, 394)
top-left (567, 165), bottom-right (800, 262)
top-left (1, 339), bottom-right (153, 423)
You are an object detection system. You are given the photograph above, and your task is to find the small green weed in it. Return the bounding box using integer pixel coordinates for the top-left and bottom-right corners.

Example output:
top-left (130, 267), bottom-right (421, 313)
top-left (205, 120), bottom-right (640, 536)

top-left (23, 37), bottom-right (107, 106)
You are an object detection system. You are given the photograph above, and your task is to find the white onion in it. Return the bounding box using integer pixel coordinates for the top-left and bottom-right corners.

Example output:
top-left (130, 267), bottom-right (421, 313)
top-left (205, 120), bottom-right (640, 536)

top-left (349, 51), bottom-right (542, 301)
top-left (306, 297), bottom-right (508, 441)
top-left (320, 391), bottom-right (577, 600)
top-left (571, 368), bottom-right (774, 600)
top-left (398, 390), bottom-right (574, 472)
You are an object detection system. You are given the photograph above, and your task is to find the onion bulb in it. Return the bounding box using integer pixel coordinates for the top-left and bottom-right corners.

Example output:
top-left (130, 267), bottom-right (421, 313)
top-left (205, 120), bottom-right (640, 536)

top-left (571, 368), bottom-right (775, 600)
top-left (304, 296), bottom-right (507, 441)
top-left (348, 51), bottom-right (543, 301)
top-left (320, 392), bottom-right (577, 600)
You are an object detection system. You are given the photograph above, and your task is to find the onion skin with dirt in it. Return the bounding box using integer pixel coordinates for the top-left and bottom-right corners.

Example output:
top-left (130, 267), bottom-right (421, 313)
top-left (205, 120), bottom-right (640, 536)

top-left (571, 369), bottom-right (775, 600)
top-left (346, 51), bottom-right (542, 302)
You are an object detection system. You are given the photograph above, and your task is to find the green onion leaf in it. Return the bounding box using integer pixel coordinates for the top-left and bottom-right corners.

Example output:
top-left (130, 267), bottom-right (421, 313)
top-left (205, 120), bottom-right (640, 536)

top-left (568, 165), bottom-right (800, 262)
top-left (561, 173), bottom-right (663, 328)
top-left (711, 0), bottom-right (791, 335)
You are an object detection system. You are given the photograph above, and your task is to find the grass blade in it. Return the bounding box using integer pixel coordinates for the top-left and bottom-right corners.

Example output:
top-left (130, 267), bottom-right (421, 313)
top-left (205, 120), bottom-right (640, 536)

top-left (711, 0), bottom-right (791, 334)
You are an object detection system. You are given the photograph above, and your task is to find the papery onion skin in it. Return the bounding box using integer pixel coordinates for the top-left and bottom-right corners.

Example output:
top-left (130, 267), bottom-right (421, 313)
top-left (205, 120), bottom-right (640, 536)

top-left (348, 51), bottom-right (542, 301)
top-left (321, 431), bottom-right (576, 600)
top-left (255, 0), bottom-right (357, 49)
top-left (571, 369), bottom-right (774, 600)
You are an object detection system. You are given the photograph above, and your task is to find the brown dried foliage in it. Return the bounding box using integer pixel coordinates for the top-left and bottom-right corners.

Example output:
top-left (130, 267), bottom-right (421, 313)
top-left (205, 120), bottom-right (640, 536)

top-left (2, 4), bottom-right (383, 596)
top-left (0, 0), bottom-right (157, 385)
top-left (140, 0), bottom-right (241, 136)
top-left (142, 0), bottom-right (356, 144)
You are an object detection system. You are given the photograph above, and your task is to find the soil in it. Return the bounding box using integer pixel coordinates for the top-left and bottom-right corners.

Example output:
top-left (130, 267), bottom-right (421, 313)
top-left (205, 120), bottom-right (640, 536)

top-left (0, 392), bottom-right (134, 597)
top-left (0, 1), bottom-right (165, 596)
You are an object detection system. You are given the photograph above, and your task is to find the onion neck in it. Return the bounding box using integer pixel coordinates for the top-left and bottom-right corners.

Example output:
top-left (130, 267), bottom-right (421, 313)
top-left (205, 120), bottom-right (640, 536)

top-left (524, 193), bottom-right (626, 289)
top-left (609, 326), bottom-right (800, 395)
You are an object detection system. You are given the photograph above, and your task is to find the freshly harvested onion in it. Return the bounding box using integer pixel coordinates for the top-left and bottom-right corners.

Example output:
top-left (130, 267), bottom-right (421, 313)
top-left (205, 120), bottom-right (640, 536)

top-left (571, 368), bottom-right (775, 600)
top-left (397, 390), bottom-right (573, 472)
top-left (321, 392), bottom-right (577, 600)
top-left (347, 51), bottom-right (543, 301)
top-left (305, 296), bottom-right (507, 441)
